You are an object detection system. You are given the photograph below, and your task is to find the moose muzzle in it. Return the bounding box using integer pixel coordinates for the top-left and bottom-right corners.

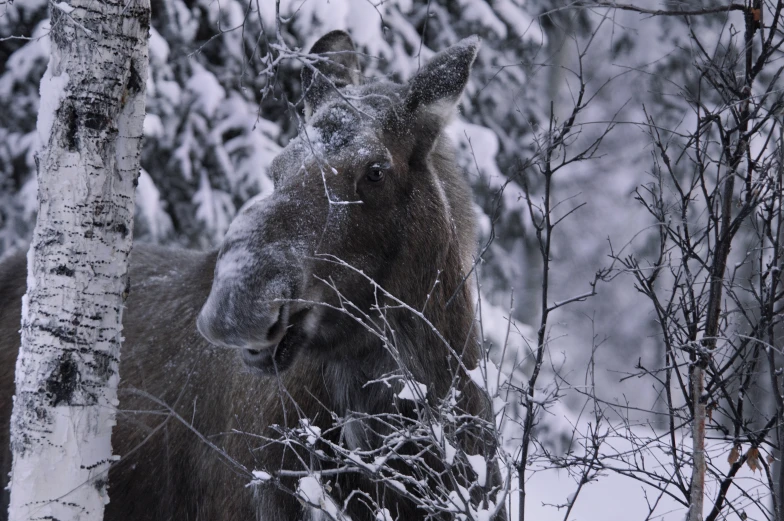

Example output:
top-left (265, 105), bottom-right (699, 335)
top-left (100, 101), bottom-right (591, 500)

top-left (197, 238), bottom-right (306, 372)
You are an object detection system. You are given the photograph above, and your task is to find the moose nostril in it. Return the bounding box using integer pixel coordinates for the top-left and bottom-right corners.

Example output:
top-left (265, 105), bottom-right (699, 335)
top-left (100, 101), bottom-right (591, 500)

top-left (264, 302), bottom-right (288, 343)
top-left (266, 320), bottom-right (284, 342)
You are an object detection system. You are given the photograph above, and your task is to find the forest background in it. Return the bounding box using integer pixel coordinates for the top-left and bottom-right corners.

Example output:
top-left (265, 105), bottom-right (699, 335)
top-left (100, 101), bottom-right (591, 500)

top-left (2, 0), bottom-right (783, 519)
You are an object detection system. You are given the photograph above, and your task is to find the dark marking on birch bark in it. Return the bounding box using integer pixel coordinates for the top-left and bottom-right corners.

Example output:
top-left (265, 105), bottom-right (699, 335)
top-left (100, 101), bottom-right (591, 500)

top-left (82, 459), bottom-right (112, 470)
top-left (49, 7), bottom-right (70, 51)
top-left (137, 6), bottom-right (150, 32)
top-left (51, 265), bottom-right (75, 277)
top-left (61, 104), bottom-right (79, 152)
top-left (39, 324), bottom-right (77, 344)
top-left (84, 111), bottom-right (108, 132)
top-left (126, 63), bottom-right (143, 96)
top-left (41, 230), bottom-right (65, 246)
top-left (94, 477), bottom-right (108, 493)
top-left (46, 353), bottom-right (79, 406)
top-left (114, 222), bottom-right (128, 237)
top-left (88, 351), bottom-right (116, 381)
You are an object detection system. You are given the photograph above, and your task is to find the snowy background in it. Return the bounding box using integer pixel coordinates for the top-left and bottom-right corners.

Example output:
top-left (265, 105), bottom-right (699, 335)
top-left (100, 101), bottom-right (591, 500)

top-left (1, 0), bottom-right (779, 519)
top-left (0, 0), bottom-right (657, 384)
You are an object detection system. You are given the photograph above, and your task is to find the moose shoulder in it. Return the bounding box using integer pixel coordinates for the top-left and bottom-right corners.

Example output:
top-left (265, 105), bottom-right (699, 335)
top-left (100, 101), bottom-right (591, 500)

top-left (0, 31), bottom-right (501, 520)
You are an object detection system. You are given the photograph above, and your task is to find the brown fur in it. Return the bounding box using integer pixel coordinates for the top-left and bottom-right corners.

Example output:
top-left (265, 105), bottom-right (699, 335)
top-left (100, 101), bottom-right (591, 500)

top-left (0, 32), bottom-right (497, 520)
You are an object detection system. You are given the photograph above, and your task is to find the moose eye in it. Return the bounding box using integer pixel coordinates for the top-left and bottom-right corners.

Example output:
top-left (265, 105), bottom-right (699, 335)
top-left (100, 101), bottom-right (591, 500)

top-left (366, 164), bottom-right (386, 183)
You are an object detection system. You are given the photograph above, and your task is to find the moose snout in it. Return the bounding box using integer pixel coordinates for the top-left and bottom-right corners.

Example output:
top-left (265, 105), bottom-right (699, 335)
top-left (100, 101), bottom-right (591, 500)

top-left (196, 291), bottom-right (290, 350)
top-left (197, 287), bottom-right (290, 350)
top-left (196, 243), bottom-right (302, 351)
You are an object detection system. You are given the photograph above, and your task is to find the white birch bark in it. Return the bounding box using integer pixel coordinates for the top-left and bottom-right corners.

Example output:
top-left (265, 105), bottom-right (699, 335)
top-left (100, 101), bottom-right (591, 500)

top-left (7, 0), bottom-right (149, 519)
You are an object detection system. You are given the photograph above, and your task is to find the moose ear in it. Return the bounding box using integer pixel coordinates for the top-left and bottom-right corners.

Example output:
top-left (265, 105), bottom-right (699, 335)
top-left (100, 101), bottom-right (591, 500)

top-left (301, 30), bottom-right (361, 119)
top-left (401, 36), bottom-right (480, 145)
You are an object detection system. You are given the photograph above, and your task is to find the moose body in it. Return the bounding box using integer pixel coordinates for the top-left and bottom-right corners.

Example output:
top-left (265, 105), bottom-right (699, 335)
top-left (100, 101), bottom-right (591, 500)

top-left (0, 32), bottom-right (499, 520)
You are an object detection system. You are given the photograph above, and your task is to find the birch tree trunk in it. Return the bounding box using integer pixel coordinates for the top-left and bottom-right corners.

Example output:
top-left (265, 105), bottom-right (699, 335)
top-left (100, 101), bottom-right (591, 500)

top-left (7, 0), bottom-right (149, 519)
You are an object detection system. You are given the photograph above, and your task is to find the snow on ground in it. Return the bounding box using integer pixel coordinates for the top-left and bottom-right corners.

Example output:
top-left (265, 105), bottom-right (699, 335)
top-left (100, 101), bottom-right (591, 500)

top-left (473, 298), bottom-right (770, 521)
top-left (509, 421), bottom-right (771, 521)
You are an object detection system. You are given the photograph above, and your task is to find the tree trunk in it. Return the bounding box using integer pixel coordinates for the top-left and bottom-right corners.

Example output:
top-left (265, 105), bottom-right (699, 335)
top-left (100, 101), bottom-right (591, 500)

top-left (689, 366), bottom-right (706, 521)
top-left (7, 0), bottom-right (149, 519)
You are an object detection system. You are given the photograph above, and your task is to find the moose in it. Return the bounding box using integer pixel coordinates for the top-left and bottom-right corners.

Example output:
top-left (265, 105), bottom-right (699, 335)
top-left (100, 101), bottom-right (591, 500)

top-left (0, 31), bottom-right (501, 520)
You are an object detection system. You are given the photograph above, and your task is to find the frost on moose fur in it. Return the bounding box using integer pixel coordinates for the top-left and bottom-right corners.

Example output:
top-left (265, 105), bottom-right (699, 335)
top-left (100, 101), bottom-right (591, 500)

top-left (0, 30), bottom-right (503, 521)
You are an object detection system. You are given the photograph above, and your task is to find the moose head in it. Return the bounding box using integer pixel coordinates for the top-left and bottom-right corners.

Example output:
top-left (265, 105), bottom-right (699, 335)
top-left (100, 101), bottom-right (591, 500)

top-left (196, 30), bottom-right (481, 376)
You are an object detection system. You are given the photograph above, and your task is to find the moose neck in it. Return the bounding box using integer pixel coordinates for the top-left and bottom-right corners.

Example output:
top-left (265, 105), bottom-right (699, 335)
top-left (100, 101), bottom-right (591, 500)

top-left (401, 232), bottom-right (480, 390)
top-left (319, 219), bottom-right (479, 419)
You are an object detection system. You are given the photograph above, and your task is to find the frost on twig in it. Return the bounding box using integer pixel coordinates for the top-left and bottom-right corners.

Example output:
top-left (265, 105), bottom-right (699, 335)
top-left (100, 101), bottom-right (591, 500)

top-left (235, 255), bottom-right (518, 520)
